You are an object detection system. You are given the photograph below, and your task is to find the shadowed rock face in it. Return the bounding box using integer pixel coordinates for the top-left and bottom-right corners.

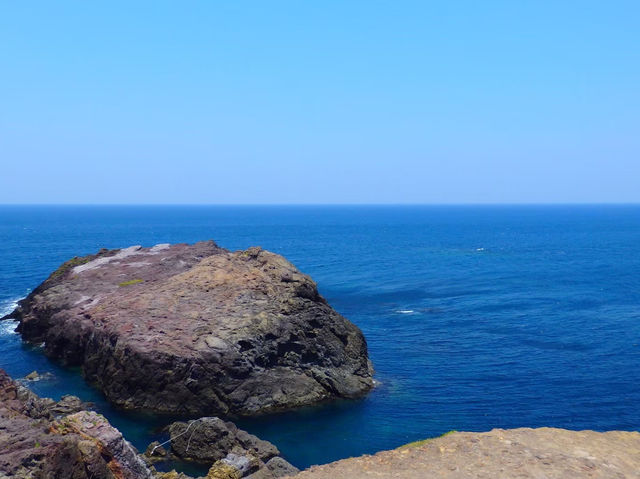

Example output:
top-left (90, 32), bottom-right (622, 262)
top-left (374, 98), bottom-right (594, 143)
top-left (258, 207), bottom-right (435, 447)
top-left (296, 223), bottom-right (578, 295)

top-left (169, 417), bottom-right (280, 464)
top-left (166, 417), bottom-right (299, 479)
top-left (0, 369), bottom-right (153, 479)
top-left (5, 241), bottom-right (373, 415)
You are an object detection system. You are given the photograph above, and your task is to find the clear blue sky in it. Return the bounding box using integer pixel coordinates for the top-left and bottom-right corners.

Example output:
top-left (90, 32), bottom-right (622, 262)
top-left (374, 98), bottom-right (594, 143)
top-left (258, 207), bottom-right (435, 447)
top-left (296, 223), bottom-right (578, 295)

top-left (1, 1), bottom-right (638, 204)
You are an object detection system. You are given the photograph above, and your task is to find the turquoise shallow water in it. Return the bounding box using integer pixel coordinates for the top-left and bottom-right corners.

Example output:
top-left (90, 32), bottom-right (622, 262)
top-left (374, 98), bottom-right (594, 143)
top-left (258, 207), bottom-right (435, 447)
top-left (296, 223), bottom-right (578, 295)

top-left (1, 205), bottom-right (639, 469)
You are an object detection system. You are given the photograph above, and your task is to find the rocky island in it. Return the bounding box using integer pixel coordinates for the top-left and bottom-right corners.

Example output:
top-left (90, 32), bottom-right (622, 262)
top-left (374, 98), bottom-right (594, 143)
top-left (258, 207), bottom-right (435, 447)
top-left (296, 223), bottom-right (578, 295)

top-left (2, 241), bottom-right (373, 415)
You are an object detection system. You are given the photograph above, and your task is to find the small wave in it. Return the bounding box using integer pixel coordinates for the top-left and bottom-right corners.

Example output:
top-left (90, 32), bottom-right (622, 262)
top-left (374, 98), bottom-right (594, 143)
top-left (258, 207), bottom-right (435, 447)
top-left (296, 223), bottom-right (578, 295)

top-left (396, 310), bottom-right (415, 314)
top-left (476, 247), bottom-right (485, 251)
top-left (0, 297), bottom-right (21, 317)
top-left (0, 319), bottom-right (18, 336)
top-left (0, 297), bottom-right (22, 335)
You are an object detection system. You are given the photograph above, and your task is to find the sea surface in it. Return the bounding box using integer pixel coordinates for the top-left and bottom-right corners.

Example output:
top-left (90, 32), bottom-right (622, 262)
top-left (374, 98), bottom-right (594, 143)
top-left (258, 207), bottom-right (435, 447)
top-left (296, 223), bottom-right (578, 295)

top-left (1, 205), bottom-right (639, 470)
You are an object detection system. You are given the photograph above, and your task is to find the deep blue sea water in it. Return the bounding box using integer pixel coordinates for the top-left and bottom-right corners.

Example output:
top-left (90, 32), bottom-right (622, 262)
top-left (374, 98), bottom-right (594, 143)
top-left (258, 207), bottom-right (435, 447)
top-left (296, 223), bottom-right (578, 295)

top-left (1, 205), bottom-right (639, 470)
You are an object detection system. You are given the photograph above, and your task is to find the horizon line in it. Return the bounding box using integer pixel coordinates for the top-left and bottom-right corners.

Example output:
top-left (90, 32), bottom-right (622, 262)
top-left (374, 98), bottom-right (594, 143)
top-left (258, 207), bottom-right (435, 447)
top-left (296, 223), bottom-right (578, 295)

top-left (1, 202), bottom-right (639, 207)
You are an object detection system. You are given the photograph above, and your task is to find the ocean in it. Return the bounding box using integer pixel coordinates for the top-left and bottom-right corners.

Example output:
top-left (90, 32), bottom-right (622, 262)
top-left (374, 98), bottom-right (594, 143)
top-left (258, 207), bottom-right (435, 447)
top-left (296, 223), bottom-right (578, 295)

top-left (1, 205), bottom-right (639, 470)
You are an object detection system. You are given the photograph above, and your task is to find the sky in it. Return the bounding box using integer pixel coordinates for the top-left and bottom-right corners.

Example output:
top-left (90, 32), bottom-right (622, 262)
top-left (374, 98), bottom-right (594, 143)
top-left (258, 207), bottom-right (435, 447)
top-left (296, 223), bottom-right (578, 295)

top-left (1, 1), bottom-right (639, 204)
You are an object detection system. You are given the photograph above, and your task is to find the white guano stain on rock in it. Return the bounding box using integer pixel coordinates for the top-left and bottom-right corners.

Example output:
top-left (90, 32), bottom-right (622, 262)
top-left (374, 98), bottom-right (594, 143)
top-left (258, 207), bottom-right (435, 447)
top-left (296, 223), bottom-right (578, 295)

top-left (73, 246), bottom-right (142, 274)
top-left (73, 295), bottom-right (91, 306)
top-left (204, 335), bottom-right (229, 350)
top-left (149, 243), bottom-right (171, 253)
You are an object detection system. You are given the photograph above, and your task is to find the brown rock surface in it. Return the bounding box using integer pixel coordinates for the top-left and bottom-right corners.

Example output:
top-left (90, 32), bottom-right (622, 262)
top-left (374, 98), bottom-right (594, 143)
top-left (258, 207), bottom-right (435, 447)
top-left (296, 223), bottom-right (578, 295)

top-left (0, 368), bottom-right (154, 479)
top-left (4, 241), bottom-right (373, 415)
top-left (291, 428), bottom-right (640, 479)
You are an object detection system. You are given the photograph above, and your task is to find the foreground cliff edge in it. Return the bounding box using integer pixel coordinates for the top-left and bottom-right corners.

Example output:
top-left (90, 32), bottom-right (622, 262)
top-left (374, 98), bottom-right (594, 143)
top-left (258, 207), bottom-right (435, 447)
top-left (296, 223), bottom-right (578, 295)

top-left (294, 428), bottom-right (640, 479)
top-left (2, 241), bottom-right (373, 415)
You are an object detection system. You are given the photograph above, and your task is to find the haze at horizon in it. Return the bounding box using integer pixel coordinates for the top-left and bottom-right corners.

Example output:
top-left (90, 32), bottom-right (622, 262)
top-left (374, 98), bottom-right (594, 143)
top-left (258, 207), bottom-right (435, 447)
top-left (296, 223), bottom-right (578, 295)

top-left (1, 1), bottom-right (639, 205)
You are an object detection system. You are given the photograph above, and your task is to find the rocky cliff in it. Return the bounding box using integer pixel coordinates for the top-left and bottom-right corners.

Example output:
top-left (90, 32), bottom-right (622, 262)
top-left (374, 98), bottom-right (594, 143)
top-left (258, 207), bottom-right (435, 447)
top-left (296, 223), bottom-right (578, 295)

top-left (3, 241), bottom-right (373, 415)
top-left (0, 369), bottom-right (154, 479)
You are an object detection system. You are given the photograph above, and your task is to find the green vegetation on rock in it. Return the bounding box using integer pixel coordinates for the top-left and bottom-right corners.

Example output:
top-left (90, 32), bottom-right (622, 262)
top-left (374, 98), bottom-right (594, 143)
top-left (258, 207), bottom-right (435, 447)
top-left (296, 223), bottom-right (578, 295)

top-left (51, 256), bottom-right (91, 279)
top-left (118, 279), bottom-right (144, 287)
top-left (400, 430), bottom-right (458, 449)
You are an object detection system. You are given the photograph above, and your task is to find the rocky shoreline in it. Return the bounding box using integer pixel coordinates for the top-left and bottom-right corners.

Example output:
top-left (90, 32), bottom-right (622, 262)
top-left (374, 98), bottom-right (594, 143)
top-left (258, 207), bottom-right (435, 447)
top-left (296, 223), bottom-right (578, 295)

top-left (2, 368), bottom-right (639, 478)
top-left (3, 241), bottom-right (373, 416)
top-left (0, 368), bottom-right (154, 479)
top-left (0, 368), bottom-right (299, 479)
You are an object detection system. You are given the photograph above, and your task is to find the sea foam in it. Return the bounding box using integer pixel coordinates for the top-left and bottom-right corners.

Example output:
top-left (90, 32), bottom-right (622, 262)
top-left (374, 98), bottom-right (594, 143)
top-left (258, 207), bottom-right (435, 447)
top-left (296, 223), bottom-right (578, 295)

top-left (0, 298), bottom-right (21, 335)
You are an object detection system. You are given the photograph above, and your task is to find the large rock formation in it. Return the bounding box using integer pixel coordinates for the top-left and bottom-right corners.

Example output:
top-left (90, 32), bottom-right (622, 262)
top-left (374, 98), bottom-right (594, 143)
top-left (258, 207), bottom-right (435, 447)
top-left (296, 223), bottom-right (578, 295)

top-left (0, 368), bottom-right (154, 479)
top-left (291, 428), bottom-right (640, 478)
top-left (3, 241), bottom-right (373, 415)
